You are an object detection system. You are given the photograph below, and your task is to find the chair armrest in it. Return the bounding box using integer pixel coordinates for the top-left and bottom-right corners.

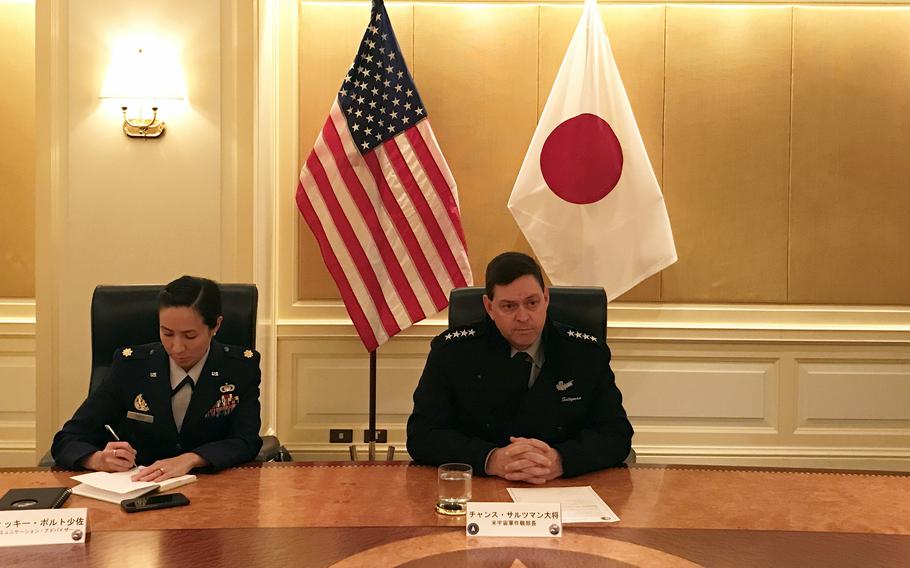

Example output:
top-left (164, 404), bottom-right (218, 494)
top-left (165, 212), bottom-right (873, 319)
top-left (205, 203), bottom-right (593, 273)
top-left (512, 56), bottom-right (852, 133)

top-left (38, 450), bottom-right (56, 468)
top-left (256, 435), bottom-right (293, 462)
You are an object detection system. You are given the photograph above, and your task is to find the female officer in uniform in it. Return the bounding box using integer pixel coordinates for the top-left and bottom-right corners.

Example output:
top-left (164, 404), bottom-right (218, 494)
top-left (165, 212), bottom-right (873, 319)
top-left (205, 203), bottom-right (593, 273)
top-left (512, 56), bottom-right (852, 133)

top-left (51, 276), bottom-right (262, 481)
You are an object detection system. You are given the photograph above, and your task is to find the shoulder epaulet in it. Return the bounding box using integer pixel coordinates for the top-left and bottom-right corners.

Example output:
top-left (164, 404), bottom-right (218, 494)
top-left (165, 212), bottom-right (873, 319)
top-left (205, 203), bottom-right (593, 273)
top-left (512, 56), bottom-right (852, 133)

top-left (556, 324), bottom-right (601, 346)
top-left (114, 343), bottom-right (156, 361)
top-left (221, 344), bottom-right (260, 361)
top-left (432, 323), bottom-right (484, 347)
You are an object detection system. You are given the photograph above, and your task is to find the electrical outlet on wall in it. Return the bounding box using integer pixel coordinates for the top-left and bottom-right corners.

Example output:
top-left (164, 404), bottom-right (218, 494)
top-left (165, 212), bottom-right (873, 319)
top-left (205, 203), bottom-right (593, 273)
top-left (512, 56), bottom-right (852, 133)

top-left (329, 429), bottom-right (353, 443)
top-left (363, 429), bottom-right (387, 443)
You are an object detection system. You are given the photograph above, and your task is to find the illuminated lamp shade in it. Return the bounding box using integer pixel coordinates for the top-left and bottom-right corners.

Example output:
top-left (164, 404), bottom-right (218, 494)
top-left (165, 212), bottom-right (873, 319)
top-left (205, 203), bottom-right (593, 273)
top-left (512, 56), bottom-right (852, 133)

top-left (100, 45), bottom-right (185, 138)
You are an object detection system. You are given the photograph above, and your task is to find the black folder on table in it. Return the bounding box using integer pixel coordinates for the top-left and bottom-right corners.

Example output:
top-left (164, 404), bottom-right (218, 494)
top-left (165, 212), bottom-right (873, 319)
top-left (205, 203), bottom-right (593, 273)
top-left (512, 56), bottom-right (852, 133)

top-left (0, 487), bottom-right (71, 510)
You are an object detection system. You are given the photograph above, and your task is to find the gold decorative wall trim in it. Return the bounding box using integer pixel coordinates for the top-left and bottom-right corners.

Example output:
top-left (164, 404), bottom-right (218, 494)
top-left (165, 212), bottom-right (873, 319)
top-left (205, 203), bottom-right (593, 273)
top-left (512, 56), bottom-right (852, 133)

top-left (0, 300), bottom-right (36, 333)
top-left (299, 1), bottom-right (910, 6)
top-left (276, 302), bottom-right (910, 344)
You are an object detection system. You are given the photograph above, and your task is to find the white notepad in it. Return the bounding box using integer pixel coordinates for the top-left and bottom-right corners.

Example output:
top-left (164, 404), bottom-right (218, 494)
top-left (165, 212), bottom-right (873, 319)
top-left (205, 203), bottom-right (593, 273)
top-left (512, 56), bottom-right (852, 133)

top-left (71, 467), bottom-right (196, 504)
top-left (508, 485), bottom-right (619, 523)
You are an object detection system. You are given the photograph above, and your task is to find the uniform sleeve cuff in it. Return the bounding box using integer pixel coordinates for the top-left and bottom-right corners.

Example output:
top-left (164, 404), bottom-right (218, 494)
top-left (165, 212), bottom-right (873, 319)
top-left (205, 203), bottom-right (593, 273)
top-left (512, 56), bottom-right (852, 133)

top-left (483, 448), bottom-right (496, 475)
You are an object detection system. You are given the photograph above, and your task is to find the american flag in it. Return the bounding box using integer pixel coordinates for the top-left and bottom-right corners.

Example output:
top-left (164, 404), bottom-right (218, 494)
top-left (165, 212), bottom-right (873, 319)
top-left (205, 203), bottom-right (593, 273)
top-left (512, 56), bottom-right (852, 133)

top-left (296, 0), bottom-right (473, 351)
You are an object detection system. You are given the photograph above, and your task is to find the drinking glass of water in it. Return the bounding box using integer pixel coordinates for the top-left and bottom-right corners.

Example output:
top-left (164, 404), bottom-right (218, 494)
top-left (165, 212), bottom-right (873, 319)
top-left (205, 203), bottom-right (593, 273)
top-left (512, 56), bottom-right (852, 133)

top-left (436, 463), bottom-right (472, 515)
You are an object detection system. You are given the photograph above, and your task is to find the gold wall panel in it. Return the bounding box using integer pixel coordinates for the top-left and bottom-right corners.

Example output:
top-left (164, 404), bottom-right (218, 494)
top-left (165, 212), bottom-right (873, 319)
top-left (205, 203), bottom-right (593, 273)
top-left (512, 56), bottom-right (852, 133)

top-left (539, 5), bottom-right (667, 302)
top-left (790, 7), bottom-right (910, 305)
top-left (296, 3), bottom-right (910, 308)
top-left (413, 4), bottom-right (539, 285)
top-left (661, 6), bottom-right (792, 303)
top-left (297, 3), bottom-right (415, 299)
top-left (0, 3), bottom-right (35, 298)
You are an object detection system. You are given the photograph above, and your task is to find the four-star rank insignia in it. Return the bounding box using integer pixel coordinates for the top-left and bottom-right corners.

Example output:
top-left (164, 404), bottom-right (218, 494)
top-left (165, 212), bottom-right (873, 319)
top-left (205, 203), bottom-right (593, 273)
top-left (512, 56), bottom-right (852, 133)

top-left (243, 349), bottom-right (254, 359)
top-left (566, 330), bottom-right (598, 343)
top-left (122, 347), bottom-right (133, 357)
top-left (444, 328), bottom-right (476, 341)
top-left (134, 393), bottom-right (149, 412)
top-left (220, 383), bottom-right (236, 393)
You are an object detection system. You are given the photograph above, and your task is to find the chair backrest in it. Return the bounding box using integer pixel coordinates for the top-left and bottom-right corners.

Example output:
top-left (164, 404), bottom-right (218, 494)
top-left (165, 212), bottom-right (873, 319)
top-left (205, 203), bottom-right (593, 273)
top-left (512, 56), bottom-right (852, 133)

top-left (447, 286), bottom-right (607, 342)
top-left (89, 283), bottom-right (258, 395)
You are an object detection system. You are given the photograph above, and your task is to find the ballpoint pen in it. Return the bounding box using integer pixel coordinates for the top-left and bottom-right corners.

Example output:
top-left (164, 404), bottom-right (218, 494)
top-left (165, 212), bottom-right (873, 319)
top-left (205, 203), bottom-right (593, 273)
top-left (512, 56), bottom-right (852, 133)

top-left (104, 424), bottom-right (121, 441)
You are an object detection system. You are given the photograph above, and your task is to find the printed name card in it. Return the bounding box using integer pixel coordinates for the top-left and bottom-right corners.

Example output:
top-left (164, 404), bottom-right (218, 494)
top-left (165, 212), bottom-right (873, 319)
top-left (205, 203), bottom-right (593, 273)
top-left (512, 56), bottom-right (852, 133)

top-left (466, 502), bottom-right (562, 538)
top-left (0, 508), bottom-right (88, 547)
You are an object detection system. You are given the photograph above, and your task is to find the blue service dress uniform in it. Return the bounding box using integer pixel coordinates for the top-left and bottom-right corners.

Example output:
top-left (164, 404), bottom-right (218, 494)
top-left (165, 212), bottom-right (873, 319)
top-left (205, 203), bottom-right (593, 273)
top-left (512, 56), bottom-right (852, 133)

top-left (52, 340), bottom-right (263, 471)
top-left (407, 317), bottom-right (633, 477)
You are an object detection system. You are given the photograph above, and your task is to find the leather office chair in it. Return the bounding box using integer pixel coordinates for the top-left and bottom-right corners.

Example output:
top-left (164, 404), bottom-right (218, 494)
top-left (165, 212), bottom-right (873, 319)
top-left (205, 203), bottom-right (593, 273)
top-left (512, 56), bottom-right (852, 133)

top-left (447, 286), bottom-right (635, 464)
top-left (39, 283), bottom-right (291, 466)
top-left (448, 286), bottom-right (607, 341)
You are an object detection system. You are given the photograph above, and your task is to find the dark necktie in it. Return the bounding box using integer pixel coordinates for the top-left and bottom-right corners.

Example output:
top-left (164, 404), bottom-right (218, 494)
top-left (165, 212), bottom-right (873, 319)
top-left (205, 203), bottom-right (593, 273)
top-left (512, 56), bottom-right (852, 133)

top-left (513, 351), bottom-right (533, 388)
top-left (172, 376), bottom-right (194, 431)
top-left (171, 375), bottom-right (195, 396)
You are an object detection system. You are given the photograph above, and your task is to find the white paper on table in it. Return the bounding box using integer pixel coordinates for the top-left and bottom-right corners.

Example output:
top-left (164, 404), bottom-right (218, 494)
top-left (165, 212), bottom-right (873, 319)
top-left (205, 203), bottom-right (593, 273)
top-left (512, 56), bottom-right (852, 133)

top-left (507, 485), bottom-right (619, 523)
top-left (71, 468), bottom-right (157, 494)
top-left (70, 467), bottom-right (196, 503)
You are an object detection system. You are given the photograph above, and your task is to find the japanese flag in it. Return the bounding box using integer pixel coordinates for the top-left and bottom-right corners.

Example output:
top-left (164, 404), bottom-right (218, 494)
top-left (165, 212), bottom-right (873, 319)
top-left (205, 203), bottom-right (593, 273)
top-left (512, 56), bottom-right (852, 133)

top-left (508, 0), bottom-right (676, 301)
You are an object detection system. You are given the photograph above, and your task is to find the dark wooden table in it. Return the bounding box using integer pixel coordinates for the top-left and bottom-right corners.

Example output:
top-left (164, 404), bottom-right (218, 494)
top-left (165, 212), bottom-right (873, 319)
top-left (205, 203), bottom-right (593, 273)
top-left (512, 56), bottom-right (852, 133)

top-left (3, 462), bottom-right (909, 567)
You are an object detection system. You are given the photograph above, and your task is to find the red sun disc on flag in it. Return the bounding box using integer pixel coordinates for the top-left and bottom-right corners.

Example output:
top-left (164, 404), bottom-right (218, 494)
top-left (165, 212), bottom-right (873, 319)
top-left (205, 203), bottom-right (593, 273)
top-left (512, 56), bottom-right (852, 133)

top-left (539, 113), bottom-right (623, 204)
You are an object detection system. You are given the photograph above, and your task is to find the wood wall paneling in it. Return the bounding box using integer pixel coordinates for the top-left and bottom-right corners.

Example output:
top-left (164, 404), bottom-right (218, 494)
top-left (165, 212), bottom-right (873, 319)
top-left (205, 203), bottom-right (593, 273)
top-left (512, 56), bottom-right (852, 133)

top-left (797, 360), bottom-right (910, 426)
top-left (661, 6), bottom-right (792, 303)
top-left (0, 3), bottom-right (36, 298)
top-left (296, 4), bottom-right (910, 307)
top-left (277, 335), bottom-right (427, 449)
top-left (615, 357), bottom-right (777, 426)
top-left (0, 333), bottom-right (37, 467)
top-left (539, 5), bottom-right (667, 301)
top-left (413, 4), bottom-right (539, 285)
top-left (789, 7), bottom-right (910, 305)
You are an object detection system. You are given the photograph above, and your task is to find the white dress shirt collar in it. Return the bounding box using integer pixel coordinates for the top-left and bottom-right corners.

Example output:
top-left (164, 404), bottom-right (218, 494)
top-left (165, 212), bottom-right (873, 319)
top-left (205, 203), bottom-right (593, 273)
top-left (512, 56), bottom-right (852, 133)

top-left (169, 347), bottom-right (210, 390)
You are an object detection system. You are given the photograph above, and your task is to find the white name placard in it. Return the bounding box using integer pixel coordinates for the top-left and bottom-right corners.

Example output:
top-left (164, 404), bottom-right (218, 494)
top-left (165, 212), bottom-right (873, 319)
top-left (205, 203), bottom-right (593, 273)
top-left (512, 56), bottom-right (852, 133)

top-left (466, 502), bottom-right (562, 538)
top-left (0, 508), bottom-right (88, 547)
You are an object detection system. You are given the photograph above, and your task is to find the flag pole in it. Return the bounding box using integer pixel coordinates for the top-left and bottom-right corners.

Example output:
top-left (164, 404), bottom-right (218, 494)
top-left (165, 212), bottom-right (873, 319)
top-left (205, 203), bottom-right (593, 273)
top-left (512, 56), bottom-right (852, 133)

top-left (368, 349), bottom-right (377, 460)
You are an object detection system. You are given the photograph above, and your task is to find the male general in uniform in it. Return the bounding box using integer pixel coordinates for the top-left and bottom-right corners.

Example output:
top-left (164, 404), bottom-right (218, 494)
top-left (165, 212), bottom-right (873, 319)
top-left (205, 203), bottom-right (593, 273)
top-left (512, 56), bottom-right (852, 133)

top-left (52, 276), bottom-right (262, 479)
top-left (407, 252), bottom-right (633, 483)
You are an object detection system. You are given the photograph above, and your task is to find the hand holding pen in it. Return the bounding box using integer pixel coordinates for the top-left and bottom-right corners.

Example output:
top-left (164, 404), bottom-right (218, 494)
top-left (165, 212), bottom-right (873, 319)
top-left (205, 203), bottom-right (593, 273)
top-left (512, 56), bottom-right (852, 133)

top-left (80, 424), bottom-right (138, 472)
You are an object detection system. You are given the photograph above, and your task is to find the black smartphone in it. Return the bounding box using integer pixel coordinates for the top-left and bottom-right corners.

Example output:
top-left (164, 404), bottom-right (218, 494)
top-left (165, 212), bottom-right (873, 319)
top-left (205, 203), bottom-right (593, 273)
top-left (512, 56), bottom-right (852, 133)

top-left (121, 492), bottom-right (190, 513)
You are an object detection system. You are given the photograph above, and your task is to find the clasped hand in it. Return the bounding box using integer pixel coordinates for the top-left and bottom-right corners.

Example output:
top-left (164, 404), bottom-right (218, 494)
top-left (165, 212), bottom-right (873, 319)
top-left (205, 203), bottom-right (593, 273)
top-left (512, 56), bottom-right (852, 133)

top-left (486, 436), bottom-right (563, 484)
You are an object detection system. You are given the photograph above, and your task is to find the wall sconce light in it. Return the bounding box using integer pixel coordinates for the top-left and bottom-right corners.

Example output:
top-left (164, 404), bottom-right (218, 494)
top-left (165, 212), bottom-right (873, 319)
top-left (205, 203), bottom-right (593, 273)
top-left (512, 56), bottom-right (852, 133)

top-left (100, 45), bottom-right (185, 138)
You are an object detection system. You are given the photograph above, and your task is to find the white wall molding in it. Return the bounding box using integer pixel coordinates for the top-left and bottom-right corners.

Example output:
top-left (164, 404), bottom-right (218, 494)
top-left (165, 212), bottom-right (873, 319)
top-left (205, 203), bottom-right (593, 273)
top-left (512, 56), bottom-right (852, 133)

top-left (634, 444), bottom-right (910, 471)
top-left (255, 0), bottom-right (300, 436)
top-left (275, 317), bottom-right (910, 471)
top-left (35, 0), bottom-right (68, 463)
top-left (0, 312), bottom-right (37, 466)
